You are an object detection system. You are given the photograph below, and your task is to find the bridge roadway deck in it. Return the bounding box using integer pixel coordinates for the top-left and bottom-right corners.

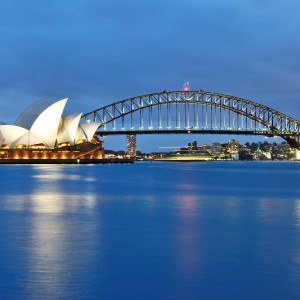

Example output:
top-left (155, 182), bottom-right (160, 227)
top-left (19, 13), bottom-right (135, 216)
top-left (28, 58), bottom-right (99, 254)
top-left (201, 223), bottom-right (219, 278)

top-left (96, 129), bottom-right (296, 136)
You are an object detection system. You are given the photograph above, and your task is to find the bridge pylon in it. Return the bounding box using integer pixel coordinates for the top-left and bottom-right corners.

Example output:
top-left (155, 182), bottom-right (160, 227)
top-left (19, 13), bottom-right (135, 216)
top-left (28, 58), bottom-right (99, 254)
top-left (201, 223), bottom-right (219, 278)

top-left (283, 136), bottom-right (300, 150)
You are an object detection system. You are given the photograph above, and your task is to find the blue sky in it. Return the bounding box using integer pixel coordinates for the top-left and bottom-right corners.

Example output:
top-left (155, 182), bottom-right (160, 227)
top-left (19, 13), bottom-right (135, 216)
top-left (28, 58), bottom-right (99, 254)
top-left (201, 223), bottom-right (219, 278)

top-left (1, 0), bottom-right (300, 152)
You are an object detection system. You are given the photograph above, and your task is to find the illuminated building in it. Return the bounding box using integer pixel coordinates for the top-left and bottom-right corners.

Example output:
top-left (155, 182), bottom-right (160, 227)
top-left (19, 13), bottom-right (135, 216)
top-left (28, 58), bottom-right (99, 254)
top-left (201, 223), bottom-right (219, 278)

top-left (0, 98), bottom-right (104, 161)
top-left (211, 142), bottom-right (223, 156)
top-left (227, 139), bottom-right (239, 160)
top-left (126, 134), bottom-right (136, 157)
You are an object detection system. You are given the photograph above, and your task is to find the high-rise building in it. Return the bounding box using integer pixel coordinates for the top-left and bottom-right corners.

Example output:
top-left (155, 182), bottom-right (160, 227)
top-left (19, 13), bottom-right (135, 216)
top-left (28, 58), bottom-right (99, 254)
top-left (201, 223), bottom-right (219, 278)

top-left (188, 141), bottom-right (197, 149)
top-left (126, 134), bottom-right (136, 157)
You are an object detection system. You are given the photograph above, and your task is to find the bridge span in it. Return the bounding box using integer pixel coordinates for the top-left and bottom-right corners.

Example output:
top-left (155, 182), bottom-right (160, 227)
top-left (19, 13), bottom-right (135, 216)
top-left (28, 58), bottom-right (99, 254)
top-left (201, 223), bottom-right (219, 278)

top-left (82, 90), bottom-right (300, 149)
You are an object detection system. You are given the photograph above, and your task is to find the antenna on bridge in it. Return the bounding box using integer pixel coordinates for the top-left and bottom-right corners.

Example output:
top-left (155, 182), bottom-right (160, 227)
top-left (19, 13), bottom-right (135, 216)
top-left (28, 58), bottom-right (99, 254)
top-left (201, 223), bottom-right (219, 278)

top-left (183, 82), bottom-right (190, 91)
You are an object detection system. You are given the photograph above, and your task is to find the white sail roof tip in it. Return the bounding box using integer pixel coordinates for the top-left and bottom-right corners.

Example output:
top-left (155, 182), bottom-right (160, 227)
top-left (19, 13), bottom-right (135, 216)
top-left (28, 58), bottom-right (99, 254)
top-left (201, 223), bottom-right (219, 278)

top-left (15, 98), bottom-right (68, 129)
top-left (30, 98), bottom-right (68, 147)
top-left (78, 122), bottom-right (100, 142)
top-left (57, 113), bottom-right (82, 145)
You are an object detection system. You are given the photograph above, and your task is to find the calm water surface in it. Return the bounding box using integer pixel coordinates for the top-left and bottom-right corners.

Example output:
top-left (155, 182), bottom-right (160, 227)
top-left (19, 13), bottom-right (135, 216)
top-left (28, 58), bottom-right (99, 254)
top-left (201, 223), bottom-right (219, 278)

top-left (0, 161), bottom-right (300, 300)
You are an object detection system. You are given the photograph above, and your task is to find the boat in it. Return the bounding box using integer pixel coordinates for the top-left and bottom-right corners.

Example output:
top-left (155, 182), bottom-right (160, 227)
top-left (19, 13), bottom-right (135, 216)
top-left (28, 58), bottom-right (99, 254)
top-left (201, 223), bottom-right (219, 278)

top-left (154, 149), bottom-right (215, 161)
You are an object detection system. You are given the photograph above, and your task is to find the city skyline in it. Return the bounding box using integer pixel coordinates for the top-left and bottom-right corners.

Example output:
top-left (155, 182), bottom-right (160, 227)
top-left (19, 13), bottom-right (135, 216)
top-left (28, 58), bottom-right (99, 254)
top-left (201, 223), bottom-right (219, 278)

top-left (107, 135), bottom-right (290, 153)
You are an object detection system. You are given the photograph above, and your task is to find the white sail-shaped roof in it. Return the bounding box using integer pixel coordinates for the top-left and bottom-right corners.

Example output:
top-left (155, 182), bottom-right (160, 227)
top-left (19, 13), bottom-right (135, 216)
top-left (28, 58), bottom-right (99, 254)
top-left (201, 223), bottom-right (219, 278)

top-left (11, 132), bottom-right (46, 147)
top-left (57, 113), bottom-right (82, 145)
top-left (0, 121), bottom-right (7, 144)
top-left (1, 97), bottom-right (101, 149)
top-left (0, 125), bottom-right (29, 147)
top-left (75, 126), bottom-right (86, 142)
top-left (15, 98), bottom-right (59, 129)
top-left (0, 130), bottom-right (4, 145)
top-left (29, 98), bottom-right (68, 147)
top-left (75, 122), bottom-right (99, 143)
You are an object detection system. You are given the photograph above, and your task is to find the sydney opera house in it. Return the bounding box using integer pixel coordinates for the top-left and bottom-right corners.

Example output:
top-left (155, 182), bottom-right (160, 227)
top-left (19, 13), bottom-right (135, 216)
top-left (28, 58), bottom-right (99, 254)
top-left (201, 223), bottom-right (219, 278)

top-left (0, 98), bottom-right (104, 163)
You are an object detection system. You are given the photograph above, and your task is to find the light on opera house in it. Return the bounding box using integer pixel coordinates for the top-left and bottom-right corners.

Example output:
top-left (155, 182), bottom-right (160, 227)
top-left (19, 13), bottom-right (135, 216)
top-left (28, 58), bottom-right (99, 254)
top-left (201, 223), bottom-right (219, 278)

top-left (0, 98), bottom-right (104, 162)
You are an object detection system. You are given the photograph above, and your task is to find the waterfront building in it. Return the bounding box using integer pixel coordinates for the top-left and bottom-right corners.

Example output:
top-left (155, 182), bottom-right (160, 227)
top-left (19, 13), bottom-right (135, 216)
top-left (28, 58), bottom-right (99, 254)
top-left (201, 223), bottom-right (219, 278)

top-left (228, 139), bottom-right (239, 160)
top-left (272, 142), bottom-right (294, 160)
top-left (0, 98), bottom-right (103, 161)
top-left (228, 139), bottom-right (239, 153)
top-left (199, 144), bottom-right (210, 153)
top-left (211, 142), bottom-right (223, 157)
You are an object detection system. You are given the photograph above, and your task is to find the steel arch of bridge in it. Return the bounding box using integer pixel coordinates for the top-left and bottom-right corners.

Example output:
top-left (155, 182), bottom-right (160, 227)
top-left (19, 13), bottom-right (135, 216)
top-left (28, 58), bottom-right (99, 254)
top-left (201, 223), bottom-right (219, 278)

top-left (82, 90), bottom-right (300, 148)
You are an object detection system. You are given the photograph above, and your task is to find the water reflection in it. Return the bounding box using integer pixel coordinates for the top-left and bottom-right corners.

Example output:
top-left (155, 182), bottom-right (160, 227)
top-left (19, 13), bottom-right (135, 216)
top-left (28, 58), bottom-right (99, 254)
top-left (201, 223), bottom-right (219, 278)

top-left (24, 207), bottom-right (101, 299)
top-left (2, 192), bottom-right (98, 214)
top-left (295, 200), bottom-right (300, 228)
top-left (32, 165), bottom-right (96, 183)
top-left (173, 194), bottom-right (202, 299)
top-left (1, 165), bottom-right (102, 298)
top-left (1, 162), bottom-right (300, 299)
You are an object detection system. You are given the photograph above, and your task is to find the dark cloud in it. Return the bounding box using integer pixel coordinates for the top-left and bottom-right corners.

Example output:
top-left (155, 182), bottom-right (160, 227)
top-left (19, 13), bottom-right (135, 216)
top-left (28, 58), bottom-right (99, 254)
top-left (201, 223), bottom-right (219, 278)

top-left (0, 0), bottom-right (300, 151)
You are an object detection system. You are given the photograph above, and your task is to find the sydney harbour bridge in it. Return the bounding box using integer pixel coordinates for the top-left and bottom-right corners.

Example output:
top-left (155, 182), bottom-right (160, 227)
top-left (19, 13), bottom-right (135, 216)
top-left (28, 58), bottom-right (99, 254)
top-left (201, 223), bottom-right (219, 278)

top-left (82, 90), bottom-right (300, 150)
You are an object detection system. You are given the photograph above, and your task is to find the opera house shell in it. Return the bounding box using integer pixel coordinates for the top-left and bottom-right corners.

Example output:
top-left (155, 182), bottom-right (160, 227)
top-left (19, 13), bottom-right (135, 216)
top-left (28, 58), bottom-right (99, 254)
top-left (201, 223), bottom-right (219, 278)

top-left (0, 98), bottom-right (104, 162)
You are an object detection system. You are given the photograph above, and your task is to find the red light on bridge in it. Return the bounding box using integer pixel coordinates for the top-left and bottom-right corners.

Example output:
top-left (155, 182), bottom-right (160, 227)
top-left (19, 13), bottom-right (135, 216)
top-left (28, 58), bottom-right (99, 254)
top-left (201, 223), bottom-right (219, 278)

top-left (187, 130), bottom-right (191, 134)
top-left (183, 82), bottom-right (190, 92)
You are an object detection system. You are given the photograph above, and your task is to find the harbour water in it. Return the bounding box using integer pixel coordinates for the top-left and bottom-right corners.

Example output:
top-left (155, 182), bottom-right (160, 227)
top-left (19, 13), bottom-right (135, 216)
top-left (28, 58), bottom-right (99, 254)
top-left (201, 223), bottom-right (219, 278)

top-left (0, 161), bottom-right (300, 299)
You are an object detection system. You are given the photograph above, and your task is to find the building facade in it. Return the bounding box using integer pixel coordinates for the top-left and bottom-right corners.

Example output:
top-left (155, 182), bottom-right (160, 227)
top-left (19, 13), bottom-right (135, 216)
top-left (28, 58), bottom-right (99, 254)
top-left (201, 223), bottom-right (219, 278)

top-left (126, 134), bottom-right (136, 157)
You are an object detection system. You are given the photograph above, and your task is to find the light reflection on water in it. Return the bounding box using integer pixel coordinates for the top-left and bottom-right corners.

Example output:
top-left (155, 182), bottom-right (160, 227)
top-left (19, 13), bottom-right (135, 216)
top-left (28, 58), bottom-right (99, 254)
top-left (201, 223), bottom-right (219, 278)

top-left (0, 162), bottom-right (300, 299)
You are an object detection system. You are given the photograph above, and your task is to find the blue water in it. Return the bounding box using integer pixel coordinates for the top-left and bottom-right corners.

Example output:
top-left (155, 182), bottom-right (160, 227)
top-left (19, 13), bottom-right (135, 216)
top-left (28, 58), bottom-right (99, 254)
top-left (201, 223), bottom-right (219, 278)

top-left (0, 161), bottom-right (300, 300)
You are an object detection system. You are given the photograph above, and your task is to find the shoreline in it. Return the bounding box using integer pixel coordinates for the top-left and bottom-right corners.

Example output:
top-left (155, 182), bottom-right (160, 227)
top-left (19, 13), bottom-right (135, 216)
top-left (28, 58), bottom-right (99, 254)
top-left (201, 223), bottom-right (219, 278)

top-left (0, 158), bottom-right (134, 164)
